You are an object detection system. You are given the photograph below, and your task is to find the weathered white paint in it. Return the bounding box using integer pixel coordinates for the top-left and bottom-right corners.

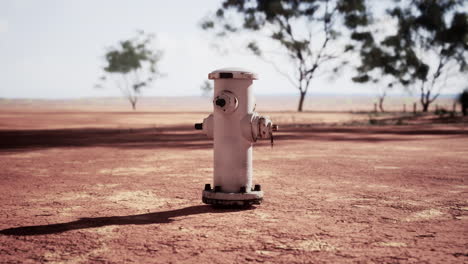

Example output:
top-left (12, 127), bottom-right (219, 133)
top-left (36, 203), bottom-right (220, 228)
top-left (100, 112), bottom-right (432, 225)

top-left (197, 68), bottom-right (275, 205)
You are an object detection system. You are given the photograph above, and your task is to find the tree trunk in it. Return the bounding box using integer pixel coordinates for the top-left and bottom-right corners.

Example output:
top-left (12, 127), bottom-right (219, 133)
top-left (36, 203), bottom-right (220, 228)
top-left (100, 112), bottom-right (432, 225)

top-left (297, 91), bottom-right (306, 112)
top-left (131, 101), bottom-right (136, 110)
top-left (378, 97), bottom-right (385, 112)
top-left (420, 88), bottom-right (432, 113)
top-left (421, 102), bottom-right (429, 112)
top-left (420, 94), bottom-right (430, 112)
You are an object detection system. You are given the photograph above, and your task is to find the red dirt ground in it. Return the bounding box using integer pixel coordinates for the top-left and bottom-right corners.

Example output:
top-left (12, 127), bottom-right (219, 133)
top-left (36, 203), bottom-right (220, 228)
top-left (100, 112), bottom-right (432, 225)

top-left (0, 107), bottom-right (467, 264)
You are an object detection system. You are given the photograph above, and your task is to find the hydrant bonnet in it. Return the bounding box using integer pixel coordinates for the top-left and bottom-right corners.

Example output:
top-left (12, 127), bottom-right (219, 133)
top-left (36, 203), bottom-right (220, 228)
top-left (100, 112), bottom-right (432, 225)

top-left (208, 67), bottom-right (258, 80)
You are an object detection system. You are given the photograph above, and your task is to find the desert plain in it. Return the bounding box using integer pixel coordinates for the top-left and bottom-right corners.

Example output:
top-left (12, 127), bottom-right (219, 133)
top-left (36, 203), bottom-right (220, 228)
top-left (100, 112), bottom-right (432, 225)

top-left (0, 96), bottom-right (467, 264)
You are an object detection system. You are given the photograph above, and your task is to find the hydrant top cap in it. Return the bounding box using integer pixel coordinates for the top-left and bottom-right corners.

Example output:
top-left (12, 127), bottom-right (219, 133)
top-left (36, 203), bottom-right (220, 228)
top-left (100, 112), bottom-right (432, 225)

top-left (208, 67), bottom-right (258, 80)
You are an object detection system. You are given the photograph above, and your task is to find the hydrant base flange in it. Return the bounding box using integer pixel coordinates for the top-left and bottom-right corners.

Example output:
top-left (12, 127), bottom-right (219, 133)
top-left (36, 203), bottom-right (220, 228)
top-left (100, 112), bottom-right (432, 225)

top-left (202, 190), bottom-right (263, 206)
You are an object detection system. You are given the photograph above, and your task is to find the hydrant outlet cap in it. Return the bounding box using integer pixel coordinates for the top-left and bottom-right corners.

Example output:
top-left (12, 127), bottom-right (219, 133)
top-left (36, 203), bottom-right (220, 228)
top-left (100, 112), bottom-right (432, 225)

top-left (208, 67), bottom-right (258, 80)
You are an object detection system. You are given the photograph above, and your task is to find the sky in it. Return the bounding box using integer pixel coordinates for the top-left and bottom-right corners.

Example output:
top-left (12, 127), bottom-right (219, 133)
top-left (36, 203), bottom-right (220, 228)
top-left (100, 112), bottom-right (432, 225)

top-left (0, 0), bottom-right (465, 99)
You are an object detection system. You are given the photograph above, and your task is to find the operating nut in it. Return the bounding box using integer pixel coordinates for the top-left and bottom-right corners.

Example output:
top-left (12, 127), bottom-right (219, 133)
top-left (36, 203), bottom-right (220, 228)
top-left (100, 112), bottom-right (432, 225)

top-left (213, 91), bottom-right (238, 114)
top-left (215, 98), bottom-right (226, 107)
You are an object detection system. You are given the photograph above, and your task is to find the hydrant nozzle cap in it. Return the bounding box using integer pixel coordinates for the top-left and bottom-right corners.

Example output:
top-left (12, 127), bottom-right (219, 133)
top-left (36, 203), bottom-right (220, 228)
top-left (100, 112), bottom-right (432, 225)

top-left (208, 67), bottom-right (258, 80)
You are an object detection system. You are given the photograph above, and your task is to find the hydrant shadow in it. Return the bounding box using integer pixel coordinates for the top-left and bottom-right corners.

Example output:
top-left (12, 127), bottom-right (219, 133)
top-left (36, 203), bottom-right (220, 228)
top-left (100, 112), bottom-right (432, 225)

top-left (0, 205), bottom-right (247, 236)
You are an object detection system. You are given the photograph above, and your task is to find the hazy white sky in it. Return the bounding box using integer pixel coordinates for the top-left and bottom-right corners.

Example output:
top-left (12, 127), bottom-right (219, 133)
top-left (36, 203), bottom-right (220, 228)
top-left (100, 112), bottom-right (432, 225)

top-left (0, 0), bottom-right (465, 99)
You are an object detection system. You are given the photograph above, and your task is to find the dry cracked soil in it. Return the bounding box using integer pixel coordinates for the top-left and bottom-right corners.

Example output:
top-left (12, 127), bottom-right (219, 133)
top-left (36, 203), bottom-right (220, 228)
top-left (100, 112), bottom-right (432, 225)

top-left (0, 108), bottom-right (467, 264)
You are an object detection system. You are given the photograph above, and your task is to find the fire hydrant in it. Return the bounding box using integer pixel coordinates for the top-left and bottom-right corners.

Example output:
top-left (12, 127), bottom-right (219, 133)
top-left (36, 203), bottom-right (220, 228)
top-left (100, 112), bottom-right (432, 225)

top-left (195, 68), bottom-right (277, 206)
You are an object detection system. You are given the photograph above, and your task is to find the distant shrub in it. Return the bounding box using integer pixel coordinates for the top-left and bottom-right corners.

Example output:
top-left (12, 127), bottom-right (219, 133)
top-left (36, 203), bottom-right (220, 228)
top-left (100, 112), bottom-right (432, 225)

top-left (458, 89), bottom-right (468, 116)
top-left (368, 118), bottom-right (378, 125)
top-left (435, 108), bottom-right (449, 116)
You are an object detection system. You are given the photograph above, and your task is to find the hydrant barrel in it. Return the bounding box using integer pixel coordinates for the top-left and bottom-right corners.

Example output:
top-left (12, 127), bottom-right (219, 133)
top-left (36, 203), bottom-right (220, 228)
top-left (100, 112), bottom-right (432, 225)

top-left (198, 67), bottom-right (274, 206)
top-left (210, 70), bottom-right (256, 193)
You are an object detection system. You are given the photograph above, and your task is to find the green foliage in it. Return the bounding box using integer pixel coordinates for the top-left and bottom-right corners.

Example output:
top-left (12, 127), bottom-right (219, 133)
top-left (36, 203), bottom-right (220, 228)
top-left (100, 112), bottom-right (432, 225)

top-left (435, 107), bottom-right (449, 116)
top-left (352, 74), bottom-right (369, 83)
top-left (200, 80), bottom-right (213, 97)
top-left (98, 31), bottom-right (163, 110)
top-left (351, 0), bottom-right (468, 112)
top-left (202, 0), bottom-right (370, 112)
top-left (200, 20), bottom-right (215, 30)
top-left (247, 41), bottom-right (262, 56)
top-left (351, 32), bottom-right (374, 48)
top-left (337, 0), bottom-right (369, 28)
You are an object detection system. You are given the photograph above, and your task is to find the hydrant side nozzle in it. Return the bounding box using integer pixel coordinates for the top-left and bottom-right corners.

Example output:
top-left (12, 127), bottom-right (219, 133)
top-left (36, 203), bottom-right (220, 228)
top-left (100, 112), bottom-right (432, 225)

top-left (195, 123), bottom-right (203, 130)
top-left (272, 124), bottom-right (278, 131)
top-left (202, 114), bottom-right (214, 138)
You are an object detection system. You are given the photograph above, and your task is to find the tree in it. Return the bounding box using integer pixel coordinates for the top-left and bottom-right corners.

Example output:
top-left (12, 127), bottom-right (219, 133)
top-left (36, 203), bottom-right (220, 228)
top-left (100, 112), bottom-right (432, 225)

top-left (352, 68), bottom-right (395, 113)
top-left (348, 12), bottom-right (397, 113)
top-left (201, 0), bottom-right (370, 112)
top-left (200, 80), bottom-right (213, 97)
top-left (96, 31), bottom-right (163, 110)
top-left (351, 0), bottom-right (468, 112)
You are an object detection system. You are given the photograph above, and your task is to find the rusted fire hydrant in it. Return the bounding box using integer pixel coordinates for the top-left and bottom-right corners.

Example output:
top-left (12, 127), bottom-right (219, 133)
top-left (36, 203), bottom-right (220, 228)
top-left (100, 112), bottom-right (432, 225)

top-left (195, 68), bottom-right (277, 206)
